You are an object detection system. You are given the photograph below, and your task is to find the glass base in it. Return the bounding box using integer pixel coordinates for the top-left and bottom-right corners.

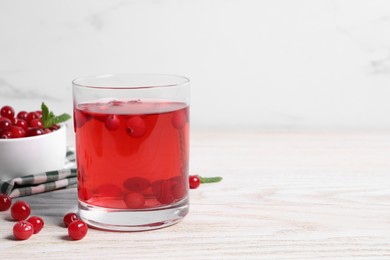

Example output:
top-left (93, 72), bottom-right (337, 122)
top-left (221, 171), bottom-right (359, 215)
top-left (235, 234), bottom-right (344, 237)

top-left (78, 198), bottom-right (189, 231)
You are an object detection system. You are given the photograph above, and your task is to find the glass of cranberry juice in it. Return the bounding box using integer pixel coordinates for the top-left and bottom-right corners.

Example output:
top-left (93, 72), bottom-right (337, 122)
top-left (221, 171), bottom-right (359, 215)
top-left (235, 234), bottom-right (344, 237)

top-left (72, 74), bottom-right (189, 231)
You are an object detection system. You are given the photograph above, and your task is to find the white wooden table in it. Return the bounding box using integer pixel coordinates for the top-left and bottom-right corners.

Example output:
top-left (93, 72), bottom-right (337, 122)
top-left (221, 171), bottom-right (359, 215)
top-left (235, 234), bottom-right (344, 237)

top-left (1, 130), bottom-right (390, 259)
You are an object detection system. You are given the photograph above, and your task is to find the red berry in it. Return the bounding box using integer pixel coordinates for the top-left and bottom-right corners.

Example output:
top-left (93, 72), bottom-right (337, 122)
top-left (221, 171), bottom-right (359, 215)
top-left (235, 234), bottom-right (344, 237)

top-left (64, 212), bottom-right (80, 227)
top-left (172, 109), bottom-right (187, 129)
top-left (35, 110), bottom-right (42, 118)
top-left (68, 220), bottom-right (88, 240)
top-left (10, 126), bottom-right (26, 138)
top-left (29, 118), bottom-right (43, 128)
top-left (44, 128), bottom-right (52, 134)
top-left (0, 117), bottom-right (12, 131)
top-left (170, 177), bottom-right (186, 199)
top-left (0, 130), bottom-right (12, 139)
top-left (17, 111), bottom-right (28, 120)
top-left (0, 193), bottom-right (12, 211)
top-left (123, 177), bottom-right (151, 192)
top-left (10, 117), bottom-right (18, 125)
top-left (14, 119), bottom-right (28, 131)
top-left (27, 216), bottom-right (44, 234)
top-left (26, 112), bottom-right (40, 125)
top-left (11, 200), bottom-right (31, 221)
top-left (152, 180), bottom-right (175, 205)
top-left (124, 192), bottom-right (145, 209)
top-left (0, 106), bottom-right (15, 119)
top-left (13, 221), bottom-right (34, 240)
top-left (105, 115), bottom-right (120, 131)
top-left (27, 128), bottom-right (45, 137)
top-left (126, 116), bottom-right (146, 138)
top-left (49, 124), bottom-right (60, 131)
top-left (189, 175), bottom-right (201, 189)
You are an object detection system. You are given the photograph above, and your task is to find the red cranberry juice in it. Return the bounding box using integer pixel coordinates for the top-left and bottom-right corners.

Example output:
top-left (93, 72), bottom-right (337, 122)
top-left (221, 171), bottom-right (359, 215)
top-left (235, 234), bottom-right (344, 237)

top-left (74, 100), bottom-right (189, 209)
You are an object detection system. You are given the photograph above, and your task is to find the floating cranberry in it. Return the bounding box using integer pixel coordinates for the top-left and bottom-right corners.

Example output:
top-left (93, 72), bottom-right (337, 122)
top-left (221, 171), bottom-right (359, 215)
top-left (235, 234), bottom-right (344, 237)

top-left (29, 118), bottom-right (43, 128)
top-left (0, 105), bottom-right (15, 119)
top-left (63, 212), bottom-right (80, 227)
top-left (170, 177), bottom-right (186, 199)
top-left (0, 117), bottom-right (12, 131)
top-left (152, 180), bottom-right (175, 205)
top-left (11, 200), bottom-right (31, 221)
top-left (126, 116), bottom-right (146, 138)
top-left (27, 216), bottom-right (44, 234)
top-left (189, 175), bottom-right (201, 189)
top-left (17, 111), bottom-right (28, 120)
top-left (172, 109), bottom-right (187, 129)
top-left (123, 177), bottom-right (151, 192)
top-left (68, 220), bottom-right (88, 240)
top-left (0, 193), bottom-right (12, 211)
top-left (105, 115), bottom-right (120, 131)
top-left (124, 192), bottom-right (145, 209)
top-left (10, 126), bottom-right (26, 138)
top-left (13, 221), bottom-right (34, 240)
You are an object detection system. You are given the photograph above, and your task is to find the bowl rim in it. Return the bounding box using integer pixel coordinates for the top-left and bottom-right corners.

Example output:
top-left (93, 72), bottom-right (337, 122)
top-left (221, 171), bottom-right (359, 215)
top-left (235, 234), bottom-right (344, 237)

top-left (0, 124), bottom-right (66, 143)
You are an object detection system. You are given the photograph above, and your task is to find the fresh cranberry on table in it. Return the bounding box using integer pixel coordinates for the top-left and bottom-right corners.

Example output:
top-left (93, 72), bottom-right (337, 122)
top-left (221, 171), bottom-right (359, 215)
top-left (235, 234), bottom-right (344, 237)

top-left (11, 200), bottom-right (31, 221)
top-left (68, 220), bottom-right (88, 240)
top-left (63, 212), bottom-right (80, 227)
top-left (13, 221), bottom-right (34, 240)
top-left (0, 193), bottom-right (12, 211)
top-left (27, 216), bottom-right (44, 234)
top-left (189, 175), bottom-right (201, 189)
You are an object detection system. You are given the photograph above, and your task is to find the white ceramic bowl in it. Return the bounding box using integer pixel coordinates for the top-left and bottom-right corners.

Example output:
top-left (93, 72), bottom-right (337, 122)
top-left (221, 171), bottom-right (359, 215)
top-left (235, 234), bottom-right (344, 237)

top-left (0, 125), bottom-right (67, 180)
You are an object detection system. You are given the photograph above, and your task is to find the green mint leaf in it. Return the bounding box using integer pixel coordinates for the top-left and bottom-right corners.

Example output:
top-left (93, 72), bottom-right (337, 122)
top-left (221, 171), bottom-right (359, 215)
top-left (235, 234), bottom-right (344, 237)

top-left (40, 102), bottom-right (71, 128)
top-left (41, 102), bottom-right (49, 122)
top-left (199, 176), bottom-right (223, 184)
top-left (48, 111), bottom-right (55, 119)
top-left (51, 113), bottom-right (71, 125)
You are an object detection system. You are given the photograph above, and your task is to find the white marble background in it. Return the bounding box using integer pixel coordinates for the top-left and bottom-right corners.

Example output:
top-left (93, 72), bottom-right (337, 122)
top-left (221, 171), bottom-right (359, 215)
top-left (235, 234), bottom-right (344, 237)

top-left (1, 0), bottom-right (390, 131)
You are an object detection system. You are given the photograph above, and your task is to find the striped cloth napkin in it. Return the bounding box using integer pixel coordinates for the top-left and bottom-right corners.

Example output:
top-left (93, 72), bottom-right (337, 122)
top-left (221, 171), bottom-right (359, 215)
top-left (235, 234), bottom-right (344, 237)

top-left (0, 150), bottom-right (77, 198)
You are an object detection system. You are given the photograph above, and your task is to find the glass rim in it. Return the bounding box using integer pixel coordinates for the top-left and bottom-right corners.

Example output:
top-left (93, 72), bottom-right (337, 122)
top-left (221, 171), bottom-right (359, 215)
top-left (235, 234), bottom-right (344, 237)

top-left (72, 73), bottom-right (190, 90)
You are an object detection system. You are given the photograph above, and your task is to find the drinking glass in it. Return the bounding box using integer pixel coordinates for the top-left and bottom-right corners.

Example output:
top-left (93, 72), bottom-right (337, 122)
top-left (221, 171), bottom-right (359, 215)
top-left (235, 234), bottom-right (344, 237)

top-left (72, 74), bottom-right (190, 231)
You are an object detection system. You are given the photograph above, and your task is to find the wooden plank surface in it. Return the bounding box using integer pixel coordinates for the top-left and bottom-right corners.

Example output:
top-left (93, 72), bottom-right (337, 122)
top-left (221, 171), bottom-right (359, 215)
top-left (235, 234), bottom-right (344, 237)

top-left (1, 130), bottom-right (390, 259)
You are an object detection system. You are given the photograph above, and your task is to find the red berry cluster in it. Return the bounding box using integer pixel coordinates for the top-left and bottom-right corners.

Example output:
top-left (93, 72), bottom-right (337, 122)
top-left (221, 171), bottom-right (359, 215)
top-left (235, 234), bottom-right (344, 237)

top-left (63, 212), bottom-right (88, 240)
top-left (0, 105), bottom-right (59, 139)
top-left (0, 193), bottom-right (87, 240)
top-left (0, 194), bottom-right (44, 240)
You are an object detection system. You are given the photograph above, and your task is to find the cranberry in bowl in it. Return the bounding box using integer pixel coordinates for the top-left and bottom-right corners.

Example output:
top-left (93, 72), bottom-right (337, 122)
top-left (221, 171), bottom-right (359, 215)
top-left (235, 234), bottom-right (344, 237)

top-left (0, 103), bottom-right (70, 180)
